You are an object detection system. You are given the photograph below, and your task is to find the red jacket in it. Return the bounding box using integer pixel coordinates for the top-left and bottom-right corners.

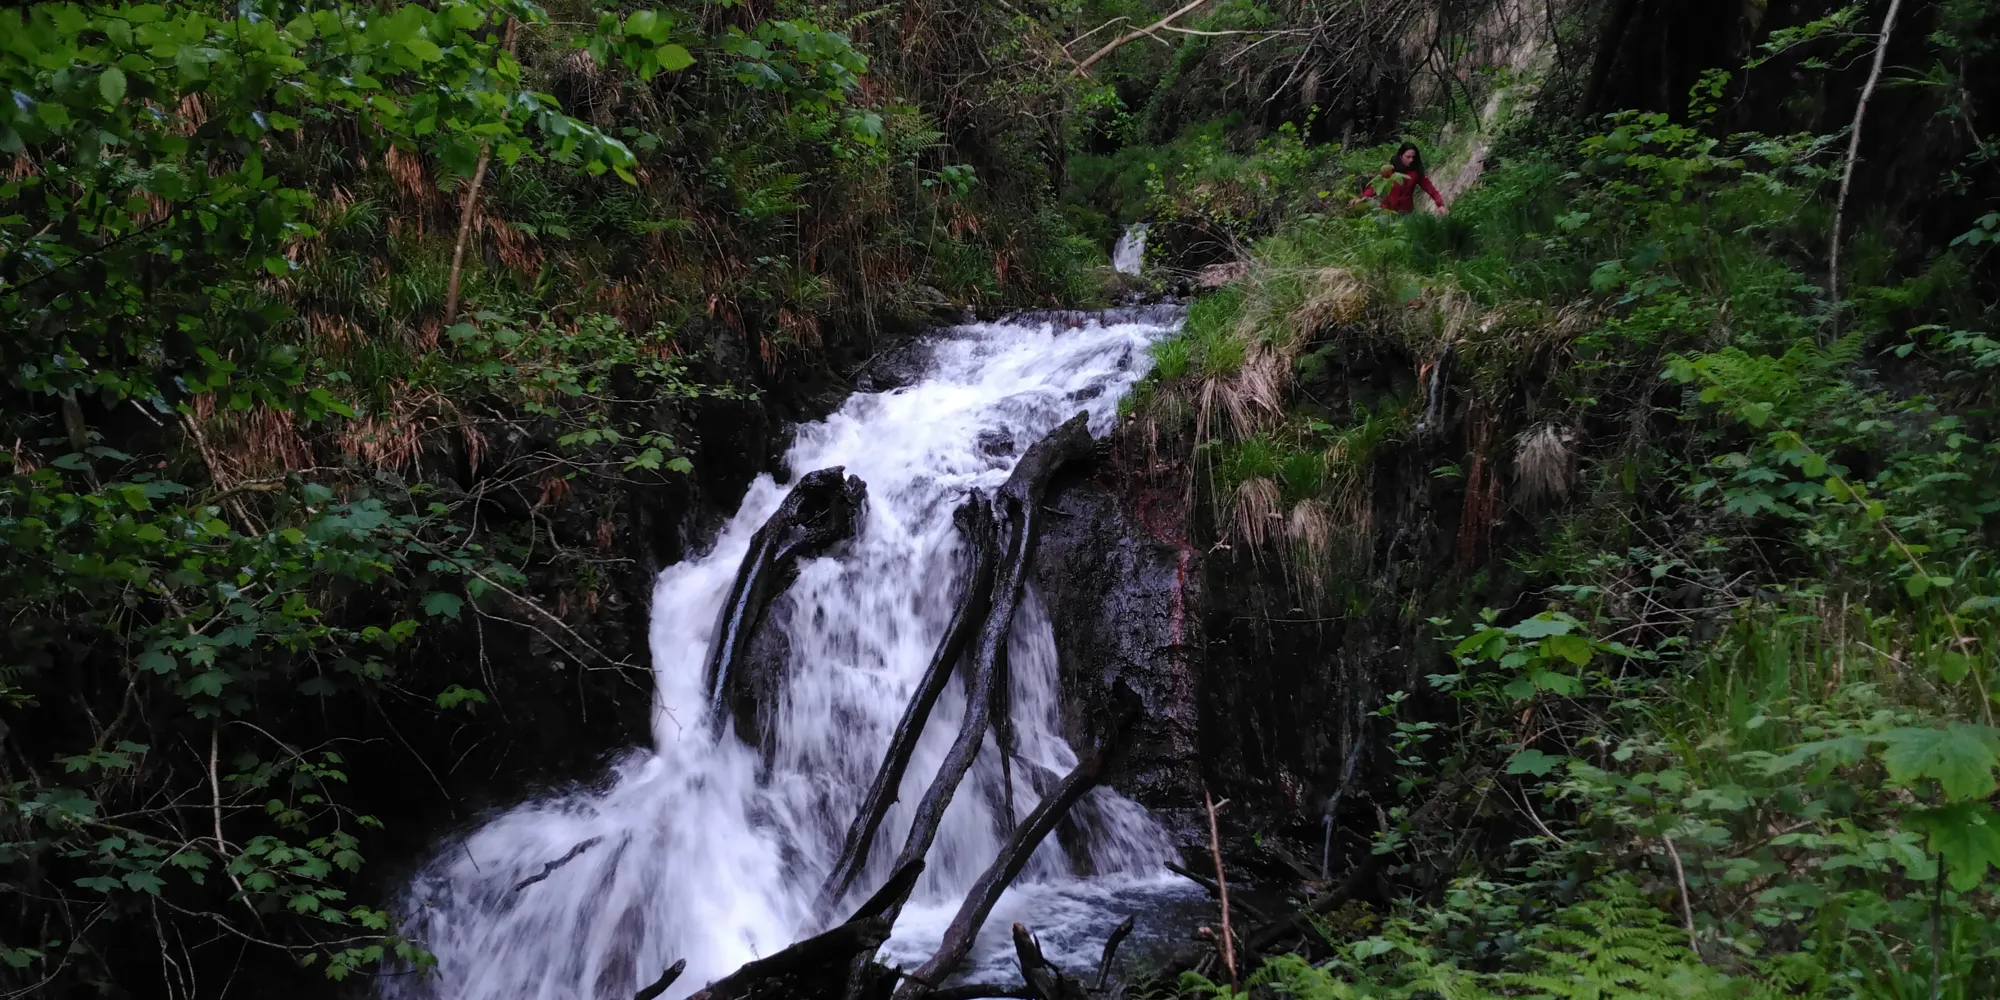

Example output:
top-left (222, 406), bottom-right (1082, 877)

top-left (1363, 170), bottom-right (1444, 214)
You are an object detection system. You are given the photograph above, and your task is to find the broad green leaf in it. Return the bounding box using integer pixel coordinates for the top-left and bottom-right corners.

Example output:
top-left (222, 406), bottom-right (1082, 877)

top-left (1875, 725), bottom-right (2000, 801)
top-left (420, 592), bottom-right (463, 620)
top-left (1904, 802), bottom-right (2000, 891)
top-left (657, 44), bottom-right (694, 72)
top-left (1506, 616), bottom-right (1574, 639)
top-left (121, 871), bottom-right (165, 895)
top-left (1763, 734), bottom-right (1868, 774)
top-left (1506, 748), bottom-right (1562, 776)
top-left (1542, 633), bottom-right (1593, 666)
top-left (99, 67), bottom-right (127, 104)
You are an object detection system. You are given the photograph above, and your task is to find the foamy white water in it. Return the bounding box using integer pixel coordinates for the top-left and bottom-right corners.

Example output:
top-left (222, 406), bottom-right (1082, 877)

top-left (391, 309), bottom-right (1188, 1000)
top-left (1111, 223), bottom-right (1149, 275)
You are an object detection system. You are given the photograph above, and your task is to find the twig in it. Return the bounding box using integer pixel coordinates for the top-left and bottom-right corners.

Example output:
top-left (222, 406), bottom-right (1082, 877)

top-left (1093, 914), bottom-right (1135, 991)
top-left (1827, 0), bottom-right (1903, 338)
top-left (512, 835), bottom-right (605, 891)
top-left (208, 726), bottom-right (256, 915)
top-left (1507, 782), bottom-right (1568, 844)
top-left (209, 725), bottom-right (227, 854)
top-left (1204, 789), bottom-right (1237, 988)
top-left (1060, 15), bottom-right (1129, 52)
top-left (400, 534), bottom-right (631, 670)
top-left (1662, 834), bottom-right (1697, 955)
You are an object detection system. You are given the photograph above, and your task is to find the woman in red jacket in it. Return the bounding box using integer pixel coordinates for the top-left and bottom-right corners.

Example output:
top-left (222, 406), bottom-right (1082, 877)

top-left (1353, 142), bottom-right (1448, 215)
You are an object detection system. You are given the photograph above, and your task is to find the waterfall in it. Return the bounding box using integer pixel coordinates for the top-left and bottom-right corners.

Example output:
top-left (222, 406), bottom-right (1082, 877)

top-left (1110, 224), bottom-right (1149, 275)
top-left (389, 308), bottom-right (1188, 1000)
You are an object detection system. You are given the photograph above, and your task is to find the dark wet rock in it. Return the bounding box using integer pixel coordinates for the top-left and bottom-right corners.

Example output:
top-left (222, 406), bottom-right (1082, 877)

top-left (708, 468), bottom-right (869, 749)
top-left (977, 428), bottom-right (1017, 457)
top-left (1031, 455), bottom-right (1202, 810)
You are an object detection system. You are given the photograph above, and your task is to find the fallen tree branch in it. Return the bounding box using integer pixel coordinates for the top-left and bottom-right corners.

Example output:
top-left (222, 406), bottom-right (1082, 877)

top-left (1012, 924), bottom-right (1090, 1000)
top-left (1093, 914), bottom-right (1136, 991)
top-left (634, 959), bottom-right (686, 1000)
top-left (815, 498), bottom-right (998, 918)
top-left (513, 835), bottom-right (605, 891)
top-left (1166, 862), bottom-right (1270, 924)
top-left (884, 415), bottom-right (1096, 896)
top-left (893, 713), bottom-right (1124, 998)
top-left (691, 861), bottom-right (922, 1000)
top-left (1071, 0), bottom-right (1214, 77)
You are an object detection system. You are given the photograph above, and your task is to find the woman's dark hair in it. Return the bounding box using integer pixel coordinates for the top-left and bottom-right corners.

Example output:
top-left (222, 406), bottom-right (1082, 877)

top-left (1394, 142), bottom-right (1426, 176)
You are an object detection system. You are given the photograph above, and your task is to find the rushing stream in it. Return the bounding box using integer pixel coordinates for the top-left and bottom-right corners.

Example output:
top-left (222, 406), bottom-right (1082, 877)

top-left (390, 308), bottom-right (1194, 1000)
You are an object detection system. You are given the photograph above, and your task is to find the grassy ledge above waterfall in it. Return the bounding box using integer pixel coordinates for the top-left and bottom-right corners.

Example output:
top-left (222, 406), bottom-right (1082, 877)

top-left (1118, 94), bottom-right (2000, 1000)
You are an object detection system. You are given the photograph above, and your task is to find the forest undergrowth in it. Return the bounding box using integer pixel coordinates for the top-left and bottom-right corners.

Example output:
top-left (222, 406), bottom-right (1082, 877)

top-left (1113, 23), bottom-right (2000, 1000)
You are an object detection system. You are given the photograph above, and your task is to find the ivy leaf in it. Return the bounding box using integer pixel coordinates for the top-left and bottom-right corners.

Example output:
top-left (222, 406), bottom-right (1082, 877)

top-left (665, 456), bottom-right (694, 474)
top-left (1875, 725), bottom-right (2000, 801)
top-left (420, 592), bottom-right (463, 620)
top-left (1904, 802), bottom-right (2000, 892)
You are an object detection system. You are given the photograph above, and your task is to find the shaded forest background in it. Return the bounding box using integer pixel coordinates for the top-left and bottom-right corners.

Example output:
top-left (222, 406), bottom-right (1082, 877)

top-left (2, 0), bottom-right (1997, 998)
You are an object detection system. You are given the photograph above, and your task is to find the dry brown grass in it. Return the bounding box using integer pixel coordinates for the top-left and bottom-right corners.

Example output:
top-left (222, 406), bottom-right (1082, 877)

top-left (191, 394), bottom-right (313, 480)
top-left (1297, 267), bottom-right (1368, 332)
top-left (338, 389), bottom-right (435, 473)
top-left (1512, 422), bottom-right (1576, 502)
top-left (1226, 476), bottom-right (1282, 552)
top-left (1285, 497), bottom-right (1336, 605)
top-left (1221, 345), bottom-right (1286, 440)
top-left (487, 216), bottom-right (542, 277)
top-left (382, 145), bottom-right (443, 227)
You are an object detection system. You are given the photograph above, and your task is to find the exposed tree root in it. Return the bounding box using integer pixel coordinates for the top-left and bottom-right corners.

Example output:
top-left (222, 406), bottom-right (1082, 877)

top-left (705, 467), bottom-right (867, 745)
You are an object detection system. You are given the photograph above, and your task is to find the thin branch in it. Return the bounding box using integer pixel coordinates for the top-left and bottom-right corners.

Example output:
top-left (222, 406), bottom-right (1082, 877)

top-left (1204, 789), bottom-right (1237, 988)
top-left (401, 533), bottom-right (631, 671)
top-left (444, 18), bottom-right (519, 323)
top-left (1662, 834), bottom-right (1698, 955)
top-left (1827, 0), bottom-right (1904, 338)
top-left (1071, 0), bottom-right (1213, 77)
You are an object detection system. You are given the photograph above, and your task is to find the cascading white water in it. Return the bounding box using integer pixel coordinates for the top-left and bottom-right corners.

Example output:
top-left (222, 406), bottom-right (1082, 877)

top-left (1111, 224), bottom-right (1149, 275)
top-left (390, 309), bottom-right (1190, 1000)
